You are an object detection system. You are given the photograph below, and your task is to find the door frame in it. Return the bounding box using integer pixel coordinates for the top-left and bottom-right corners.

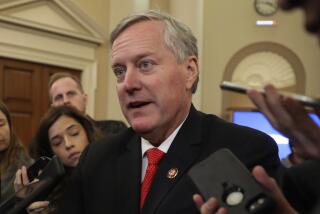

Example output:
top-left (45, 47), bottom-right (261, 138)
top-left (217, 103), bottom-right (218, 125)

top-left (0, 28), bottom-right (98, 116)
top-left (0, 0), bottom-right (106, 117)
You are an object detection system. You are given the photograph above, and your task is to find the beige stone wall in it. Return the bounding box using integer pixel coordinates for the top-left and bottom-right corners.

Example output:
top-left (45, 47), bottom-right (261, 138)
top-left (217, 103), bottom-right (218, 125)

top-left (72, 0), bottom-right (320, 122)
top-left (71, 0), bottom-right (112, 120)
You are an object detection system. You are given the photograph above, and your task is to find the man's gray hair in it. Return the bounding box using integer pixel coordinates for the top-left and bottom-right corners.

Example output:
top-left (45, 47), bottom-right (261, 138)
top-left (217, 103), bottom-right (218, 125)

top-left (110, 10), bottom-right (199, 93)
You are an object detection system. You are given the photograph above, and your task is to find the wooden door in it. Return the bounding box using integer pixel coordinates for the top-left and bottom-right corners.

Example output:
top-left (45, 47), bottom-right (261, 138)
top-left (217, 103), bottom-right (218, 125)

top-left (0, 57), bottom-right (80, 149)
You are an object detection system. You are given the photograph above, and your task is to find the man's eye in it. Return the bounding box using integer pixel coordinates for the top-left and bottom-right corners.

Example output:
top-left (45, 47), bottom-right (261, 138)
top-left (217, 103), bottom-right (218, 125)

top-left (138, 60), bottom-right (153, 71)
top-left (67, 91), bottom-right (77, 97)
top-left (113, 66), bottom-right (126, 78)
top-left (54, 95), bottom-right (62, 102)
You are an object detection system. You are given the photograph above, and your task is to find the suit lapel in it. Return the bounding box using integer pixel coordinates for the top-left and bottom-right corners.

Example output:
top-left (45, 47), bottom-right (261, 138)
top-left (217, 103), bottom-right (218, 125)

top-left (116, 133), bottom-right (142, 214)
top-left (142, 105), bottom-right (203, 214)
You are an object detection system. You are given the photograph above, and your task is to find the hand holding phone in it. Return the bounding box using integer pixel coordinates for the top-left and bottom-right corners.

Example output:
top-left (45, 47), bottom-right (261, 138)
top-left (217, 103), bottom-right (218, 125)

top-left (27, 156), bottom-right (51, 181)
top-left (188, 149), bottom-right (275, 214)
top-left (0, 156), bottom-right (65, 214)
top-left (220, 81), bottom-right (320, 108)
top-left (13, 157), bottom-right (51, 197)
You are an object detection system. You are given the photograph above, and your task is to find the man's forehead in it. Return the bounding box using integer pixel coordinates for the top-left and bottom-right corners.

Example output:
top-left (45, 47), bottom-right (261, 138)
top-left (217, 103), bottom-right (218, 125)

top-left (111, 21), bottom-right (165, 63)
top-left (51, 77), bottom-right (81, 93)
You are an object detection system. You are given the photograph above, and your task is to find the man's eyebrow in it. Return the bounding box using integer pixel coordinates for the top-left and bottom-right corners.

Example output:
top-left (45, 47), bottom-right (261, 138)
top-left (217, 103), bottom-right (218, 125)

top-left (111, 63), bottom-right (123, 69)
top-left (135, 53), bottom-right (154, 61)
top-left (111, 52), bottom-right (155, 68)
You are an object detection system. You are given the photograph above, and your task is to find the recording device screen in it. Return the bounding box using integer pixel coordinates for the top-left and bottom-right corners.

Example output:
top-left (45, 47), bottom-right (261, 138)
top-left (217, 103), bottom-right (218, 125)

top-left (231, 111), bottom-right (320, 159)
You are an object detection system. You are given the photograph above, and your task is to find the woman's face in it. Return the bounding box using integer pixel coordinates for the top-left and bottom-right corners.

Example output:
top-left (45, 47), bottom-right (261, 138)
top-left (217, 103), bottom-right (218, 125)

top-left (0, 110), bottom-right (10, 152)
top-left (48, 115), bottom-right (89, 167)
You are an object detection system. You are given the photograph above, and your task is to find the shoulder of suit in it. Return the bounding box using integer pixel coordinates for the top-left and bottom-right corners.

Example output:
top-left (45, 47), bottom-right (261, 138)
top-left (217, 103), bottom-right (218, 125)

top-left (85, 128), bottom-right (134, 156)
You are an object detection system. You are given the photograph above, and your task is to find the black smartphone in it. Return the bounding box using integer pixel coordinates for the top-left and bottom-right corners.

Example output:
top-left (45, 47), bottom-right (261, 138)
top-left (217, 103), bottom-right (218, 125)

top-left (188, 149), bottom-right (275, 214)
top-left (27, 156), bottom-right (51, 181)
top-left (220, 81), bottom-right (320, 108)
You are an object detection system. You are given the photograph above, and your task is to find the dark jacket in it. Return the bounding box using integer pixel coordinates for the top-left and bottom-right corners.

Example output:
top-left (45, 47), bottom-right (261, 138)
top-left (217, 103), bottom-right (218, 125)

top-left (94, 119), bottom-right (127, 136)
top-left (279, 160), bottom-right (320, 213)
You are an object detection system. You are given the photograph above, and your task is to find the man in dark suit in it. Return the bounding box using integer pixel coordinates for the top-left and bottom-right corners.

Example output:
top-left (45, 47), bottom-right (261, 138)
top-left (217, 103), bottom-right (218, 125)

top-left (61, 10), bottom-right (280, 214)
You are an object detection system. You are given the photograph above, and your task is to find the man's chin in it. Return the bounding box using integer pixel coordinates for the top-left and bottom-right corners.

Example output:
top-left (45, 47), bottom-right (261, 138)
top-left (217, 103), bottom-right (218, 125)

top-left (132, 125), bottom-right (152, 135)
top-left (130, 120), bottom-right (154, 135)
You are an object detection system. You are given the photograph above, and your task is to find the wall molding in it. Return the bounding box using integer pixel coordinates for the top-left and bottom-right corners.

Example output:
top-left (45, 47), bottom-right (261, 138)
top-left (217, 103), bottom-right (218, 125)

top-left (0, 0), bottom-right (106, 116)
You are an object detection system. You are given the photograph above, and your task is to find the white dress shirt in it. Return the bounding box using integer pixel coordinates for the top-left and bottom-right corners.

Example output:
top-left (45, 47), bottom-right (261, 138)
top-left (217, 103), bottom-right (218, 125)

top-left (141, 119), bottom-right (186, 182)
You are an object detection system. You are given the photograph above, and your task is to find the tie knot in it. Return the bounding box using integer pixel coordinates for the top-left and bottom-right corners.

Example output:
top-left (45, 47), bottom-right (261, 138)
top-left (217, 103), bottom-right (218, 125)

top-left (146, 148), bottom-right (165, 165)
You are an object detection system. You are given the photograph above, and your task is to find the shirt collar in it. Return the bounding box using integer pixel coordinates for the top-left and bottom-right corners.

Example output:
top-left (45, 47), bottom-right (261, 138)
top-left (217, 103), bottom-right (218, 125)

top-left (141, 117), bottom-right (187, 158)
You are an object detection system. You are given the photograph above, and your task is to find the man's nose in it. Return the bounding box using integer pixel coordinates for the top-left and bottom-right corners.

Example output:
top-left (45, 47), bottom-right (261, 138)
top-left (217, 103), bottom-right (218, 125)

top-left (123, 69), bottom-right (141, 94)
top-left (62, 95), bottom-right (71, 105)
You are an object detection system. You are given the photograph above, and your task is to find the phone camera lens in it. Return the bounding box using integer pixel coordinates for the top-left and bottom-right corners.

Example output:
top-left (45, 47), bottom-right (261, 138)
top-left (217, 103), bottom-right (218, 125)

top-left (222, 185), bottom-right (244, 206)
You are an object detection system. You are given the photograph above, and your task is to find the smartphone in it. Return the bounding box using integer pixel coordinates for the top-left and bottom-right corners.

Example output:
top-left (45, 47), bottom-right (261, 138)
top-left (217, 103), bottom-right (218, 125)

top-left (188, 149), bottom-right (275, 214)
top-left (220, 81), bottom-right (320, 108)
top-left (27, 156), bottom-right (51, 181)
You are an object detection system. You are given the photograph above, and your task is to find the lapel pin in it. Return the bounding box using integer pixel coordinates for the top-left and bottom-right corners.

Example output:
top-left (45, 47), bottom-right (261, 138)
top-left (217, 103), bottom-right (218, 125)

top-left (167, 168), bottom-right (178, 179)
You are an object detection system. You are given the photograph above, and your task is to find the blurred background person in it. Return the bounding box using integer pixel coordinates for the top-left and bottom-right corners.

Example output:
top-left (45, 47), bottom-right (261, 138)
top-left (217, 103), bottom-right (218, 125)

top-left (0, 101), bottom-right (33, 204)
top-left (14, 105), bottom-right (103, 213)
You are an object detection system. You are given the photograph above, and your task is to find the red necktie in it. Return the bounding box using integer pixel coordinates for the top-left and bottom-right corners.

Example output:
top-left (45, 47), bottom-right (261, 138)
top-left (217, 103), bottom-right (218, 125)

top-left (140, 148), bottom-right (165, 209)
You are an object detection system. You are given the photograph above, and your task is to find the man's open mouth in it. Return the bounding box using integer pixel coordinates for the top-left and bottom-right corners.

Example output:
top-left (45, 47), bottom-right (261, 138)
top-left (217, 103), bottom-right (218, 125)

top-left (128, 101), bottom-right (151, 109)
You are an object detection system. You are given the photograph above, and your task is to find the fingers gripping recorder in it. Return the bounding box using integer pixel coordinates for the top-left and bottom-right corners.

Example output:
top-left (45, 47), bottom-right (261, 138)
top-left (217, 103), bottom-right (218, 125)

top-left (189, 149), bottom-right (276, 214)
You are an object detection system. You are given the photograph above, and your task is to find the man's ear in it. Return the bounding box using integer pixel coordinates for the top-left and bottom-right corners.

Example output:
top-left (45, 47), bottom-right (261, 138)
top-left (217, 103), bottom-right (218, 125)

top-left (185, 56), bottom-right (199, 90)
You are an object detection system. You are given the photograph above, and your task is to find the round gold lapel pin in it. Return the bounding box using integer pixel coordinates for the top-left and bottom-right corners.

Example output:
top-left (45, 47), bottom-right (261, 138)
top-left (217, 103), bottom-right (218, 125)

top-left (167, 168), bottom-right (178, 179)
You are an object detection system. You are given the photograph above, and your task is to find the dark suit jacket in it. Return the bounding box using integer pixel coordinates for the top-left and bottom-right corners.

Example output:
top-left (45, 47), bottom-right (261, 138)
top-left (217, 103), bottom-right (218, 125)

top-left (61, 105), bottom-right (280, 214)
top-left (94, 119), bottom-right (127, 136)
top-left (279, 160), bottom-right (320, 213)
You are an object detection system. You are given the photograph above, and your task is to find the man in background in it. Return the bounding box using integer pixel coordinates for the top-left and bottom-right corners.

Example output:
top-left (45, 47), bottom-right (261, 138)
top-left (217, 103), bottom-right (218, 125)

top-left (48, 72), bottom-right (126, 135)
